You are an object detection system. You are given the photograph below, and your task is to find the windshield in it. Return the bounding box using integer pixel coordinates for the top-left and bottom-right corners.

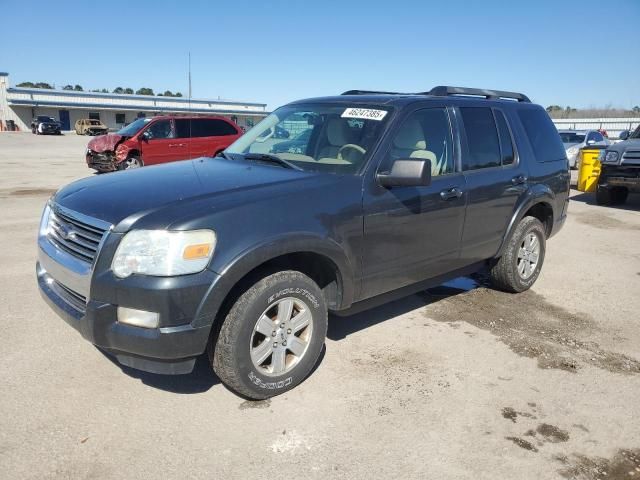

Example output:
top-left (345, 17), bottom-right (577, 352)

top-left (559, 132), bottom-right (585, 144)
top-left (117, 117), bottom-right (151, 136)
top-left (89, 120), bottom-right (102, 125)
top-left (225, 104), bottom-right (392, 174)
top-left (37, 116), bottom-right (55, 122)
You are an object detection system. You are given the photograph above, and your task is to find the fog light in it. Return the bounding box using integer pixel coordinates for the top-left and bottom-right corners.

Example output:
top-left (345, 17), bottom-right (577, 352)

top-left (117, 307), bottom-right (159, 329)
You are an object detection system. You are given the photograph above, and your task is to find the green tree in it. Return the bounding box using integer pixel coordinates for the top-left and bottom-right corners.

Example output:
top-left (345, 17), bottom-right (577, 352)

top-left (34, 82), bottom-right (53, 89)
top-left (175, 92), bottom-right (183, 97)
top-left (135, 87), bottom-right (154, 96)
top-left (63, 84), bottom-right (74, 90)
top-left (163, 90), bottom-right (173, 97)
top-left (633, 106), bottom-right (640, 113)
top-left (113, 87), bottom-right (124, 94)
top-left (124, 88), bottom-right (134, 94)
top-left (100, 88), bottom-right (109, 93)
top-left (73, 84), bottom-right (83, 91)
top-left (16, 81), bottom-right (35, 87)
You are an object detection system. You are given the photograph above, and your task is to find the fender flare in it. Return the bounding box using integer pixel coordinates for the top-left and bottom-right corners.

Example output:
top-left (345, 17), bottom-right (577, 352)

top-left (495, 185), bottom-right (555, 258)
top-left (192, 234), bottom-right (356, 329)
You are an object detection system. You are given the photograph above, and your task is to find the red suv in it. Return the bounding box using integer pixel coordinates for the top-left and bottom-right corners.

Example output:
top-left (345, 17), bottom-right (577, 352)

top-left (86, 115), bottom-right (242, 172)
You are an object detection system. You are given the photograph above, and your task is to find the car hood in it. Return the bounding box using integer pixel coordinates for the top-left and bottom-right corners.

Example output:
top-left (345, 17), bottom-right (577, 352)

top-left (608, 138), bottom-right (640, 153)
top-left (53, 158), bottom-right (321, 231)
top-left (87, 133), bottom-right (127, 152)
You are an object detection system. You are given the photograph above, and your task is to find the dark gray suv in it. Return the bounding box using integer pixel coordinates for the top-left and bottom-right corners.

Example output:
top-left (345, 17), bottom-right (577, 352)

top-left (597, 125), bottom-right (640, 205)
top-left (36, 86), bottom-right (569, 399)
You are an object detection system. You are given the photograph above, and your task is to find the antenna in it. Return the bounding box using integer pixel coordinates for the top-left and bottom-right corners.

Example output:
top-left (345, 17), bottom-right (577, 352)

top-left (188, 51), bottom-right (192, 111)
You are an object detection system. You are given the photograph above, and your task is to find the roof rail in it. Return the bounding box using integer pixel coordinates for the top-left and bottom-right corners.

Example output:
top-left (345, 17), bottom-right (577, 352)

top-left (425, 86), bottom-right (531, 103)
top-left (341, 90), bottom-right (408, 96)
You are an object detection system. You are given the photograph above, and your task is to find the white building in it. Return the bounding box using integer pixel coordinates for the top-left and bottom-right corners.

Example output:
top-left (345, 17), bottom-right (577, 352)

top-left (0, 72), bottom-right (268, 132)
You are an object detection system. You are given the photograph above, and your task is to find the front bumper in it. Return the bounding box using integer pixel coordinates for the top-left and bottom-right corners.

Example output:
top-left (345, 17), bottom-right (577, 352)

top-left (86, 151), bottom-right (117, 172)
top-left (598, 165), bottom-right (640, 192)
top-left (37, 240), bottom-right (218, 374)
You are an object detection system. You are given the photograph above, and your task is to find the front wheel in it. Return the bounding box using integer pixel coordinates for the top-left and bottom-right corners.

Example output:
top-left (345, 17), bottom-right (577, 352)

top-left (490, 216), bottom-right (546, 293)
top-left (212, 270), bottom-right (327, 399)
top-left (118, 156), bottom-right (143, 170)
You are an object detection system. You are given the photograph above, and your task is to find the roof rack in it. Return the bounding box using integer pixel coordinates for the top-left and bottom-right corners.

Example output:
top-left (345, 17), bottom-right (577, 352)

top-left (341, 90), bottom-right (408, 96)
top-left (424, 86), bottom-right (530, 103)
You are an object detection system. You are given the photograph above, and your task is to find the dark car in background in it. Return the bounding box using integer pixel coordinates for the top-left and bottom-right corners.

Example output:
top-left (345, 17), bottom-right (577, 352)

top-left (271, 128), bottom-right (312, 154)
top-left (85, 115), bottom-right (242, 172)
top-left (31, 116), bottom-right (62, 135)
top-left (37, 86), bottom-right (568, 399)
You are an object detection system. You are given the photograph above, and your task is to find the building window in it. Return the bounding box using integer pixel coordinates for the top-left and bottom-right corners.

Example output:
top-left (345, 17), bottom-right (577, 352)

top-left (115, 113), bottom-right (126, 125)
top-left (89, 112), bottom-right (100, 120)
top-left (137, 112), bottom-right (146, 119)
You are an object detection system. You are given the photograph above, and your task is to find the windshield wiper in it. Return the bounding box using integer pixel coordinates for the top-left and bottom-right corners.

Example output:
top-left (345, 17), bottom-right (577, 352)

top-left (243, 153), bottom-right (302, 171)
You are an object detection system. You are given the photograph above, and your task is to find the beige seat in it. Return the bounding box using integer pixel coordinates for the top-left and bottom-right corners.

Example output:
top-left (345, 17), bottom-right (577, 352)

top-left (318, 118), bottom-right (358, 159)
top-left (391, 119), bottom-right (442, 175)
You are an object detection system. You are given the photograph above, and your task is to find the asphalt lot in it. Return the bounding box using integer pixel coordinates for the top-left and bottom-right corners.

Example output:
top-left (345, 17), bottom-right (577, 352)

top-left (1, 132), bottom-right (639, 480)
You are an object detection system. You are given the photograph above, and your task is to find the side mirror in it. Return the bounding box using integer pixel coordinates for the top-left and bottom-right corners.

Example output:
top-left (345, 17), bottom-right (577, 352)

top-left (140, 131), bottom-right (150, 142)
top-left (619, 130), bottom-right (630, 141)
top-left (376, 158), bottom-right (432, 188)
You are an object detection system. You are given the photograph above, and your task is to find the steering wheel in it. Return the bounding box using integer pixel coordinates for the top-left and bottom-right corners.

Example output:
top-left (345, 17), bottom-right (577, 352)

top-left (337, 144), bottom-right (366, 160)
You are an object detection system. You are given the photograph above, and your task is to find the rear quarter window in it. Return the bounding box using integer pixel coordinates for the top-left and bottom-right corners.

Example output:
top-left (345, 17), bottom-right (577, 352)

top-left (517, 108), bottom-right (566, 162)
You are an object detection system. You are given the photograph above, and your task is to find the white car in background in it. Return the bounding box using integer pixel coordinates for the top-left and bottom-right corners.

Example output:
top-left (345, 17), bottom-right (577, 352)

top-left (558, 129), bottom-right (609, 168)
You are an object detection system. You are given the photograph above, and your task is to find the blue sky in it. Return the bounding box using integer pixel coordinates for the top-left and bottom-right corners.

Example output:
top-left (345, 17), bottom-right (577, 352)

top-left (2, 0), bottom-right (639, 110)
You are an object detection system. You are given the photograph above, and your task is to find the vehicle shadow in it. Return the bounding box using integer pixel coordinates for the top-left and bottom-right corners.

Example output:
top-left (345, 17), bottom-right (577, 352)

top-left (101, 350), bottom-right (220, 394)
top-left (101, 276), bottom-right (481, 395)
top-left (570, 190), bottom-right (640, 211)
top-left (327, 276), bottom-right (480, 341)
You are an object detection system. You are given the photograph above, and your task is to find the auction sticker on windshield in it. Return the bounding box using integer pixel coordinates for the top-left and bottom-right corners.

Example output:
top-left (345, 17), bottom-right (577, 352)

top-left (341, 108), bottom-right (388, 121)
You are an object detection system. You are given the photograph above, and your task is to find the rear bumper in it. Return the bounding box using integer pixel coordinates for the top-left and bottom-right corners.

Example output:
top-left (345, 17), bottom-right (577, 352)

top-left (37, 260), bottom-right (214, 374)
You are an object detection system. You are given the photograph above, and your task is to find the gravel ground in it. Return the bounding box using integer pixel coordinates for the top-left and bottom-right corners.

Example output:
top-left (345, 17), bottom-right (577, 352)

top-left (1, 132), bottom-right (639, 480)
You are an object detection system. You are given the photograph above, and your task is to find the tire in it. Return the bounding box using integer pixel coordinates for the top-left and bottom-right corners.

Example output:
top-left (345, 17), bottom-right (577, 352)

top-left (596, 186), bottom-right (612, 205)
top-left (212, 270), bottom-right (328, 400)
top-left (490, 216), bottom-right (546, 293)
top-left (31, 126), bottom-right (36, 134)
top-left (611, 187), bottom-right (628, 205)
top-left (118, 156), bottom-right (143, 170)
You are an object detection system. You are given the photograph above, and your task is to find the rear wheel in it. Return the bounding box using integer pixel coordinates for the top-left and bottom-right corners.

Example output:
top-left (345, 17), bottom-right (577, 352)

top-left (212, 270), bottom-right (328, 399)
top-left (490, 216), bottom-right (546, 293)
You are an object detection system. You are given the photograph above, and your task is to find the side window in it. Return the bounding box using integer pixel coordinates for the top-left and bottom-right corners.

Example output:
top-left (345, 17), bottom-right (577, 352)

top-left (494, 110), bottom-right (515, 165)
top-left (145, 119), bottom-right (173, 139)
top-left (210, 119), bottom-right (238, 136)
top-left (517, 108), bottom-right (566, 162)
top-left (115, 113), bottom-right (125, 125)
top-left (460, 107), bottom-right (501, 170)
top-left (175, 119), bottom-right (190, 138)
top-left (592, 132), bottom-right (604, 143)
top-left (389, 108), bottom-right (454, 177)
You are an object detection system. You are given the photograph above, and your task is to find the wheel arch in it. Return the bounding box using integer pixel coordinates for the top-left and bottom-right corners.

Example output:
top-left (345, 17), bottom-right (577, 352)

top-left (193, 236), bottom-right (356, 333)
top-left (496, 186), bottom-right (555, 258)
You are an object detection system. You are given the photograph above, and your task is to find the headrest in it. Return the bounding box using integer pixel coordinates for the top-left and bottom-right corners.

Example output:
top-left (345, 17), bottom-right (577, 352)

top-left (327, 118), bottom-right (353, 146)
top-left (393, 119), bottom-right (427, 150)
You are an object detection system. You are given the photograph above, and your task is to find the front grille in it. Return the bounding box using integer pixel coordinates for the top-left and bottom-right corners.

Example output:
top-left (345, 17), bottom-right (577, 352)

top-left (622, 150), bottom-right (640, 166)
top-left (50, 279), bottom-right (87, 314)
top-left (47, 208), bottom-right (109, 263)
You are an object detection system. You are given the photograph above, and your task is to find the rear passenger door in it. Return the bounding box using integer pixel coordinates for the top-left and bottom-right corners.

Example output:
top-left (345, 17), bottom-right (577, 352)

top-left (190, 119), bottom-right (239, 158)
top-left (456, 106), bottom-right (528, 264)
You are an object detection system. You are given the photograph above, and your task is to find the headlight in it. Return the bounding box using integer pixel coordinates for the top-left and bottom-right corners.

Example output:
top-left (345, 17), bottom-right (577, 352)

top-left (112, 229), bottom-right (216, 278)
top-left (603, 151), bottom-right (619, 163)
top-left (39, 202), bottom-right (52, 237)
top-left (566, 146), bottom-right (579, 157)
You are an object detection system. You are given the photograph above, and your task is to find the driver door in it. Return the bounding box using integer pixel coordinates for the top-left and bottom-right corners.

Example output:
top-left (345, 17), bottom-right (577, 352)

top-left (361, 106), bottom-right (467, 299)
top-left (140, 119), bottom-right (184, 165)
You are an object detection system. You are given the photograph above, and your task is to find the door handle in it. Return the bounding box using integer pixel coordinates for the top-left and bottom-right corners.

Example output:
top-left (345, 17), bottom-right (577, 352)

top-left (440, 187), bottom-right (463, 200)
top-left (511, 175), bottom-right (527, 185)
top-left (168, 143), bottom-right (186, 148)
